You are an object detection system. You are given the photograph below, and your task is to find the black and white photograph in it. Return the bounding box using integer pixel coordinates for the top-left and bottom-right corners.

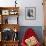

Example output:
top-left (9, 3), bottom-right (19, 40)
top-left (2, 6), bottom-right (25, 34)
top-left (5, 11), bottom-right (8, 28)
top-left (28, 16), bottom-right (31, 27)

top-left (25, 7), bottom-right (36, 20)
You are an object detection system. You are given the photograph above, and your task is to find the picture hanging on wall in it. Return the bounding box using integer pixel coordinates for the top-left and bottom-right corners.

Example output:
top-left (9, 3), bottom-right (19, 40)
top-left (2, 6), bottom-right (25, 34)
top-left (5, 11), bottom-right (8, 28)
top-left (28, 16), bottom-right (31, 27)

top-left (25, 7), bottom-right (36, 20)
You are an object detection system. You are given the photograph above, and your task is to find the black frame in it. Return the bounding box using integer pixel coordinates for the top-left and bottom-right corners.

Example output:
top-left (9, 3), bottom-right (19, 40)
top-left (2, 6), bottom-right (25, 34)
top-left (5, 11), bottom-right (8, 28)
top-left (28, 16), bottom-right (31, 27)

top-left (25, 7), bottom-right (36, 20)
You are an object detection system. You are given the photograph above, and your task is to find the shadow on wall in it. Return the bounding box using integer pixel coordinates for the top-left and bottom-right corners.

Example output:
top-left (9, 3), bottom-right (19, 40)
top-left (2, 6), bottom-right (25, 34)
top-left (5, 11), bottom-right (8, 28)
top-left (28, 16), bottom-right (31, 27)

top-left (18, 26), bottom-right (44, 44)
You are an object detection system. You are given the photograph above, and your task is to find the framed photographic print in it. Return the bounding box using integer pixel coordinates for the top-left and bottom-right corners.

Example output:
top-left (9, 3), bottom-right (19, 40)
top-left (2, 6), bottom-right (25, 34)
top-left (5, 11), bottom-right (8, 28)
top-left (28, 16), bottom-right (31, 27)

top-left (2, 10), bottom-right (9, 15)
top-left (25, 7), bottom-right (36, 20)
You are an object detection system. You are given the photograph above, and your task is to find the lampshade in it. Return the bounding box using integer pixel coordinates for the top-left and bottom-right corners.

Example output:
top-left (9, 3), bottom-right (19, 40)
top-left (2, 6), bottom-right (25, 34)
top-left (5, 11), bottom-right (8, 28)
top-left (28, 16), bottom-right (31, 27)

top-left (13, 28), bottom-right (17, 32)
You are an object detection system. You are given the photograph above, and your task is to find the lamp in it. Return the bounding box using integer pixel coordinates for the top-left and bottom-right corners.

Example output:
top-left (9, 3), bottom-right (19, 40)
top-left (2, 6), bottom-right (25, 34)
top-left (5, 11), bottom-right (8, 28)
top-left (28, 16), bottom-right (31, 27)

top-left (15, 0), bottom-right (17, 7)
top-left (14, 28), bottom-right (17, 32)
top-left (13, 28), bottom-right (18, 41)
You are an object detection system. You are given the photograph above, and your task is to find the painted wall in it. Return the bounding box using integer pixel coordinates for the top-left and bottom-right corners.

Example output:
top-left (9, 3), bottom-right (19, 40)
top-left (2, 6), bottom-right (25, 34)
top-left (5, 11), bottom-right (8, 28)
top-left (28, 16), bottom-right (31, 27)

top-left (0, 0), bottom-right (44, 45)
top-left (18, 26), bottom-right (44, 44)
top-left (0, 0), bottom-right (44, 26)
top-left (18, 0), bottom-right (44, 26)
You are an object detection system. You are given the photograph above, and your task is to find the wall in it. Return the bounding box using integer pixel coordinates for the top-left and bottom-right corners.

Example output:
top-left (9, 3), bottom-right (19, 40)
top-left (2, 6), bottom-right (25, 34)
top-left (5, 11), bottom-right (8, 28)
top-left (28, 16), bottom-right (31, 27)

top-left (0, 0), bottom-right (44, 44)
top-left (43, 0), bottom-right (46, 26)
top-left (18, 0), bottom-right (44, 26)
top-left (18, 26), bottom-right (43, 43)
top-left (0, 0), bottom-right (44, 26)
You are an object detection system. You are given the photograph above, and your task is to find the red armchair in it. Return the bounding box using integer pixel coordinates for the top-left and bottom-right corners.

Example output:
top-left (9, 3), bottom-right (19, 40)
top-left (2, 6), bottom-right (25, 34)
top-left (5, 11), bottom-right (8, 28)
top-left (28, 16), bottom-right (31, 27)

top-left (21, 28), bottom-right (41, 46)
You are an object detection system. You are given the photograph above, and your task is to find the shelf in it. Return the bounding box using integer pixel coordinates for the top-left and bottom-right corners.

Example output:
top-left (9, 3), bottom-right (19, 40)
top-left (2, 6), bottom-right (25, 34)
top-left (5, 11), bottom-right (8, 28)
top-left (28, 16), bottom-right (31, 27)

top-left (0, 24), bottom-right (20, 32)
top-left (0, 7), bottom-right (19, 24)
top-left (0, 7), bottom-right (19, 10)
top-left (0, 7), bottom-right (19, 46)
top-left (1, 15), bottom-right (18, 24)
top-left (0, 7), bottom-right (19, 15)
top-left (2, 40), bottom-right (19, 43)
top-left (1, 40), bottom-right (19, 46)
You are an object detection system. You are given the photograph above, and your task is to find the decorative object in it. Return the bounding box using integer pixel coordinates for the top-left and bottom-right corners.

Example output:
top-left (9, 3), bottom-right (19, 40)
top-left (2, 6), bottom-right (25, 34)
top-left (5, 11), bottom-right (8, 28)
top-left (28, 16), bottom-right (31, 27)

top-left (13, 32), bottom-right (18, 41)
top-left (2, 16), bottom-right (8, 24)
top-left (21, 28), bottom-right (41, 46)
top-left (2, 10), bottom-right (9, 15)
top-left (9, 10), bottom-right (18, 15)
top-left (25, 7), bottom-right (36, 20)
top-left (25, 36), bottom-right (38, 46)
top-left (2, 28), bottom-right (13, 41)
top-left (5, 18), bottom-right (8, 24)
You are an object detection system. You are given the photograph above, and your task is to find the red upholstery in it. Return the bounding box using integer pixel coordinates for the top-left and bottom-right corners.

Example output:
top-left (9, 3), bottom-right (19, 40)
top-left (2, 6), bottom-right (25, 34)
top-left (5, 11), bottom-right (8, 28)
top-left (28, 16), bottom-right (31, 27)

top-left (21, 28), bottom-right (41, 46)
